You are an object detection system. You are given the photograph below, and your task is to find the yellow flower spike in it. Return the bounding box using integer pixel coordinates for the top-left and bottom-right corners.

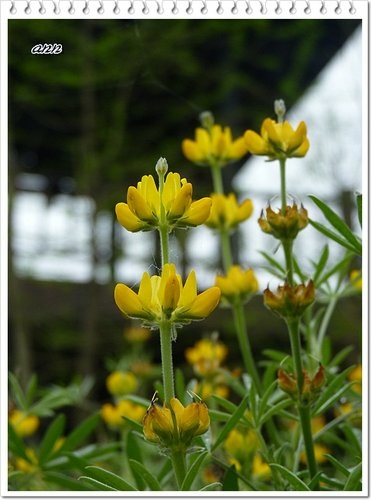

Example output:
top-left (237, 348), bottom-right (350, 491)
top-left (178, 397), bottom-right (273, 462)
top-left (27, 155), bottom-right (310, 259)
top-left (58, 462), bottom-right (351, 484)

top-left (244, 117), bottom-right (310, 160)
top-left (115, 264), bottom-right (220, 328)
top-left (215, 265), bottom-right (259, 304)
top-left (206, 193), bottom-right (253, 232)
top-left (185, 338), bottom-right (228, 377)
top-left (182, 123), bottom-right (248, 167)
top-left (9, 410), bottom-right (40, 437)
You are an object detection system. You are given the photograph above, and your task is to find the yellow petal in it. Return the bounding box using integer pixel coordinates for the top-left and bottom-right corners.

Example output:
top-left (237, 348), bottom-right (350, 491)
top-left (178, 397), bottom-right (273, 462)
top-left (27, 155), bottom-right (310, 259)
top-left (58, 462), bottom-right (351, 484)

top-left (244, 130), bottom-right (269, 155)
top-left (138, 272), bottom-right (152, 306)
top-left (178, 403), bottom-right (200, 434)
top-left (237, 199), bottom-right (253, 222)
top-left (168, 183), bottom-right (192, 218)
top-left (163, 172), bottom-right (181, 209)
top-left (163, 275), bottom-right (181, 312)
top-left (188, 287), bottom-right (221, 318)
top-left (179, 270), bottom-right (197, 308)
top-left (182, 139), bottom-right (204, 163)
top-left (292, 137), bottom-right (310, 157)
top-left (230, 137), bottom-right (249, 159)
top-left (114, 284), bottom-right (143, 317)
top-left (287, 121), bottom-right (307, 152)
top-left (184, 197), bottom-right (212, 226)
top-left (170, 398), bottom-right (185, 420)
top-left (127, 186), bottom-right (154, 221)
top-left (115, 203), bottom-right (144, 232)
top-left (196, 127), bottom-right (211, 157)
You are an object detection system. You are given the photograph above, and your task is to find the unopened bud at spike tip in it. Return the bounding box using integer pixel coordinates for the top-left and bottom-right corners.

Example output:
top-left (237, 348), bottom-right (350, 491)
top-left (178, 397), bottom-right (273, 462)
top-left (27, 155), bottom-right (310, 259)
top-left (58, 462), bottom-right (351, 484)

top-left (155, 157), bottom-right (168, 177)
top-left (274, 99), bottom-right (286, 122)
top-left (199, 110), bottom-right (215, 131)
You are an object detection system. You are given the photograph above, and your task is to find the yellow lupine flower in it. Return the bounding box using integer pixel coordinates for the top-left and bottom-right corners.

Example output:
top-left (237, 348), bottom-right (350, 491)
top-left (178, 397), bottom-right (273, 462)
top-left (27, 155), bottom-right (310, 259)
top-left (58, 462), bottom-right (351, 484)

top-left (14, 448), bottom-right (38, 473)
top-left (143, 397), bottom-right (210, 448)
top-left (116, 171), bottom-right (211, 232)
top-left (224, 428), bottom-right (259, 467)
top-left (193, 381), bottom-right (229, 400)
top-left (101, 400), bottom-right (146, 429)
top-left (206, 193), bottom-right (253, 232)
top-left (9, 410), bottom-right (40, 438)
top-left (185, 338), bottom-right (228, 376)
top-left (244, 118), bottom-right (309, 160)
top-left (300, 443), bottom-right (330, 465)
top-left (182, 125), bottom-right (248, 167)
top-left (114, 263), bottom-right (221, 328)
top-left (215, 265), bottom-right (259, 304)
top-left (106, 371), bottom-right (138, 396)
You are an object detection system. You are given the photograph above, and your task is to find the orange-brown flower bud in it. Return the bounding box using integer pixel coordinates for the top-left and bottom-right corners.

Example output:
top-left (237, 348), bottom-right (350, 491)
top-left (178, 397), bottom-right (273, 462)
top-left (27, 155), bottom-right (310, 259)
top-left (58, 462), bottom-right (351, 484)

top-left (264, 281), bottom-right (315, 319)
top-left (258, 203), bottom-right (308, 241)
top-left (277, 366), bottom-right (326, 404)
top-left (277, 368), bottom-right (297, 395)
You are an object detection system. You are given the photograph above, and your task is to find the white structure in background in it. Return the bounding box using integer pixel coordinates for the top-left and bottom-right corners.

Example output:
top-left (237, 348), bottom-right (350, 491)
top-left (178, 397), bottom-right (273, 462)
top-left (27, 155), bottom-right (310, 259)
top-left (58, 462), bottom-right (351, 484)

top-left (187, 26), bottom-right (362, 288)
top-left (11, 27), bottom-right (362, 286)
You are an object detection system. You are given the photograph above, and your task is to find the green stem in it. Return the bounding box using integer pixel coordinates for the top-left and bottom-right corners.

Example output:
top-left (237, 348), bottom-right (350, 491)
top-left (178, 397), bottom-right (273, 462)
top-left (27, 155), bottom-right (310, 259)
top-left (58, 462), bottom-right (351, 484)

top-left (279, 158), bottom-right (287, 215)
top-left (282, 239), bottom-right (294, 285)
top-left (210, 163), bottom-right (224, 194)
top-left (171, 449), bottom-right (187, 489)
top-left (287, 318), bottom-right (318, 484)
top-left (233, 298), bottom-right (262, 394)
top-left (159, 224), bottom-right (169, 266)
top-left (159, 321), bottom-right (175, 404)
top-left (220, 228), bottom-right (233, 270)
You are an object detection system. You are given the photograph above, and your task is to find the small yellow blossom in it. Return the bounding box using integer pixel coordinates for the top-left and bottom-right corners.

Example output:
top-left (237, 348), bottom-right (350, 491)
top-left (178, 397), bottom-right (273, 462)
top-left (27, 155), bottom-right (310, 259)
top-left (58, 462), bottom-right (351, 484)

top-left (350, 270), bottom-right (362, 292)
top-left (244, 118), bottom-right (309, 161)
top-left (182, 125), bottom-right (248, 167)
top-left (252, 454), bottom-right (271, 480)
top-left (106, 371), bottom-right (138, 396)
top-left (101, 400), bottom-right (146, 429)
top-left (215, 266), bottom-right (259, 304)
top-left (206, 193), bottom-right (253, 232)
top-left (300, 443), bottom-right (329, 465)
top-left (9, 410), bottom-right (40, 438)
top-left (114, 263), bottom-right (221, 328)
top-left (193, 381), bottom-right (229, 400)
top-left (349, 364), bottom-right (362, 394)
top-left (116, 171), bottom-right (211, 233)
top-left (143, 397), bottom-right (210, 448)
top-left (224, 428), bottom-right (259, 467)
top-left (264, 281), bottom-right (315, 319)
top-left (14, 448), bottom-right (38, 473)
top-left (185, 338), bottom-right (228, 377)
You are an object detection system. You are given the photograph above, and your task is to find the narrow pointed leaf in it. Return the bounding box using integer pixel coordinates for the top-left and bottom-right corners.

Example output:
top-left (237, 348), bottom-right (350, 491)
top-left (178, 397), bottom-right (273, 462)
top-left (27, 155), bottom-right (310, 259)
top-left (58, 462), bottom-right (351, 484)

top-left (356, 193), bottom-right (362, 227)
top-left (38, 414), bottom-right (66, 464)
top-left (128, 459), bottom-right (161, 490)
top-left (312, 244), bottom-right (329, 284)
top-left (83, 465), bottom-right (137, 491)
top-left (269, 463), bottom-right (310, 490)
top-left (222, 465), bottom-right (239, 491)
top-left (59, 413), bottom-right (99, 452)
top-left (211, 394), bottom-right (249, 451)
top-left (200, 482), bottom-right (222, 491)
top-left (309, 219), bottom-right (360, 254)
top-left (181, 451), bottom-right (208, 491)
top-left (343, 462), bottom-right (362, 491)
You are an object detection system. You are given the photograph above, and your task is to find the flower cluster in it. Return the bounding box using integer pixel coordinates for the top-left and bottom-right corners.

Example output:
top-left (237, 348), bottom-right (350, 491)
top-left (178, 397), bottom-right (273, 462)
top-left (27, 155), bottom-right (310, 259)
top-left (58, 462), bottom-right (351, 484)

top-left (116, 170), bottom-right (211, 233)
top-left (258, 203), bottom-right (308, 241)
top-left (264, 281), bottom-right (315, 319)
top-left (206, 193), bottom-right (253, 233)
top-left (216, 265), bottom-right (259, 304)
top-left (143, 397), bottom-right (210, 449)
top-left (114, 263), bottom-right (220, 328)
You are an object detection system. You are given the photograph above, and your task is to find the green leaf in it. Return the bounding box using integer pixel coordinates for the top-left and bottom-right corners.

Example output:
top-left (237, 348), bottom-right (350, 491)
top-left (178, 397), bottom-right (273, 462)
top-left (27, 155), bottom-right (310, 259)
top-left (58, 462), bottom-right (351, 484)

top-left (211, 394), bottom-right (249, 451)
top-left (259, 398), bottom-right (293, 426)
top-left (8, 424), bottom-right (29, 461)
top-left (309, 219), bottom-right (360, 255)
top-left (9, 373), bottom-right (27, 409)
top-left (78, 476), bottom-right (117, 491)
top-left (327, 345), bottom-right (354, 368)
top-left (312, 367), bottom-right (354, 416)
top-left (83, 465), bottom-right (137, 491)
top-left (199, 482), bottom-right (222, 491)
top-left (25, 375), bottom-right (38, 407)
top-left (343, 462), bottom-right (362, 491)
top-left (340, 423), bottom-right (362, 456)
top-left (181, 451), bottom-right (208, 491)
top-left (269, 463), bottom-right (310, 491)
top-left (312, 244), bottom-right (329, 285)
top-left (122, 415), bottom-right (144, 433)
top-left (59, 413), bottom-right (99, 452)
top-left (211, 395), bottom-right (238, 414)
top-left (316, 252), bottom-right (353, 287)
top-left (38, 414), bottom-right (66, 465)
top-left (222, 465), bottom-right (239, 491)
top-left (309, 195), bottom-right (362, 254)
top-left (126, 432), bottom-right (146, 490)
top-left (128, 459), bottom-right (162, 490)
top-left (175, 368), bottom-right (186, 403)
top-left (356, 193), bottom-right (362, 227)
top-left (260, 251), bottom-right (286, 276)
top-left (292, 257), bottom-right (308, 282)
top-left (43, 471), bottom-right (97, 491)
top-left (323, 454), bottom-right (349, 477)
top-left (262, 349), bottom-right (290, 363)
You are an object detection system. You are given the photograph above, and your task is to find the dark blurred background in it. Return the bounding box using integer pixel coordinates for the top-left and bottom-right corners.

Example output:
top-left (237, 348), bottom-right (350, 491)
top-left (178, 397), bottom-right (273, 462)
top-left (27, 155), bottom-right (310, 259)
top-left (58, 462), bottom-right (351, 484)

top-left (8, 19), bottom-right (361, 401)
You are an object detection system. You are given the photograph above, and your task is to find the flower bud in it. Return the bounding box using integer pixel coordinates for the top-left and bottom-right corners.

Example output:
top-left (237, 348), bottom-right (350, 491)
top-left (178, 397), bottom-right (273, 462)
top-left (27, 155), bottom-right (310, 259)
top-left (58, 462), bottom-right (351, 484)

top-left (199, 110), bottom-right (215, 131)
top-left (274, 99), bottom-right (286, 121)
top-left (258, 203), bottom-right (308, 241)
top-left (155, 157), bottom-right (168, 177)
top-left (264, 281), bottom-right (315, 319)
